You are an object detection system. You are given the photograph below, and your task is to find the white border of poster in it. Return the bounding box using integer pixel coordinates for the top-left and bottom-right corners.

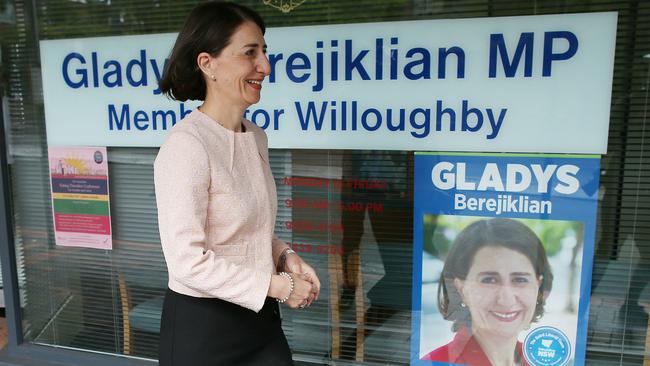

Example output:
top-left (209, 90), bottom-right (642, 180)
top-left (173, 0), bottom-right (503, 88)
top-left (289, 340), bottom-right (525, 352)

top-left (40, 12), bottom-right (616, 153)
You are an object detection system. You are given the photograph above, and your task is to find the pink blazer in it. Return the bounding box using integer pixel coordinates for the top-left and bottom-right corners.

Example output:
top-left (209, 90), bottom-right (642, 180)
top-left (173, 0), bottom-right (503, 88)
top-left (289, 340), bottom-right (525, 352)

top-left (154, 109), bottom-right (289, 312)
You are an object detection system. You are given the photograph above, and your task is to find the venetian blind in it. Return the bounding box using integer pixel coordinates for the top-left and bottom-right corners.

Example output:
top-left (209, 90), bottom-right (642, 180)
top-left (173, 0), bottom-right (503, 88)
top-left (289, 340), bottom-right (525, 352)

top-left (1, 0), bottom-right (648, 365)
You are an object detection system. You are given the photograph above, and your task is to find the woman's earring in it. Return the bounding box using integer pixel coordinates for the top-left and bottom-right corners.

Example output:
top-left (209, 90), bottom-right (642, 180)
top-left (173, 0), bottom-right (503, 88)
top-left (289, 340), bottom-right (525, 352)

top-left (211, 75), bottom-right (216, 81)
top-left (461, 302), bottom-right (467, 308)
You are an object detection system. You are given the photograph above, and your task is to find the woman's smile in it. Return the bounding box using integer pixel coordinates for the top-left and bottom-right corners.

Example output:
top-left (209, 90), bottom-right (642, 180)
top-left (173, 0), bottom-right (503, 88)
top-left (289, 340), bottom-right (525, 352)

top-left (490, 310), bottom-right (521, 322)
top-left (246, 79), bottom-right (263, 89)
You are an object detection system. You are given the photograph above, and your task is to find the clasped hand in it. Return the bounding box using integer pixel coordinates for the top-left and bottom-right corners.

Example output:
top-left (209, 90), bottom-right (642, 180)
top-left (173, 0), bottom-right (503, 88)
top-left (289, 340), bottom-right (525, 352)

top-left (283, 272), bottom-right (317, 309)
top-left (284, 252), bottom-right (321, 308)
top-left (269, 250), bottom-right (321, 309)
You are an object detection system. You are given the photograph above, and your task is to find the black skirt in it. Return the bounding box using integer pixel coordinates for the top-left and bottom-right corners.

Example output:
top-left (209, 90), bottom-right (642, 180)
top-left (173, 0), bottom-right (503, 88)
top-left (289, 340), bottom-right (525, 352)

top-left (158, 289), bottom-right (293, 366)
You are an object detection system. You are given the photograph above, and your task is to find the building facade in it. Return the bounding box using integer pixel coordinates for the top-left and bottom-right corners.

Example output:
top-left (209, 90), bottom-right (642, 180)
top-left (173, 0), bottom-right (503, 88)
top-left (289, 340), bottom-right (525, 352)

top-left (0, 1), bottom-right (649, 365)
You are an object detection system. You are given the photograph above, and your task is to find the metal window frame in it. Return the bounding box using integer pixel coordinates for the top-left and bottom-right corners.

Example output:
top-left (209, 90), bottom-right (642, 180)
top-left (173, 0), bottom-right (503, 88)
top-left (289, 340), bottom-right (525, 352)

top-left (0, 75), bottom-right (156, 366)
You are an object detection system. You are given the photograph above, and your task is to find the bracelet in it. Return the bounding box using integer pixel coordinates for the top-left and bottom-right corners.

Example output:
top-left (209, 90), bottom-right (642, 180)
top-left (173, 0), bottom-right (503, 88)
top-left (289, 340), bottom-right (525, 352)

top-left (276, 272), bottom-right (294, 303)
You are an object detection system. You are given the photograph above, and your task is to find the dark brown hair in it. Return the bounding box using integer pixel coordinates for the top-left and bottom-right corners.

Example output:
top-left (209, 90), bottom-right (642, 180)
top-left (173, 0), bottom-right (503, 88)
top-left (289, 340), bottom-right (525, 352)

top-left (158, 1), bottom-right (265, 101)
top-left (437, 218), bottom-right (554, 332)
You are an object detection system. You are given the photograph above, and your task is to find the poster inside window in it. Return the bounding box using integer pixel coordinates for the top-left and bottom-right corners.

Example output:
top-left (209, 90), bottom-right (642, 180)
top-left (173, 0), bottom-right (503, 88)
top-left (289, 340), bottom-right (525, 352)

top-left (411, 153), bottom-right (600, 366)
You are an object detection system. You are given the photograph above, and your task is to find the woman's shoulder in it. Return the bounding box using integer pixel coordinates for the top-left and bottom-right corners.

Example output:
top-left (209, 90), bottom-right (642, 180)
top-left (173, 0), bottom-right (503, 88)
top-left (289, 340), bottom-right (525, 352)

top-left (420, 328), bottom-right (480, 364)
top-left (155, 111), bottom-right (209, 165)
top-left (421, 343), bottom-right (453, 362)
top-left (166, 109), bottom-right (206, 138)
top-left (160, 110), bottom-right (211, 148)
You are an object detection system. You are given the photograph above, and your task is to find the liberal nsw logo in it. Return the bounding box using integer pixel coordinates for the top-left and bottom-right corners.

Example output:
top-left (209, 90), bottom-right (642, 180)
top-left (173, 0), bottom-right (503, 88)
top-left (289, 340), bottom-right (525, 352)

top-left (524, 326), bottom-right (571, 366)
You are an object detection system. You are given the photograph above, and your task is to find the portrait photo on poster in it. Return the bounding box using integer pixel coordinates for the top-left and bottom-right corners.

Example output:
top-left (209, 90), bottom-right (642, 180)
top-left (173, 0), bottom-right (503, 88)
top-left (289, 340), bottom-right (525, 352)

top-left (418, 215), bottom-right (582, 366)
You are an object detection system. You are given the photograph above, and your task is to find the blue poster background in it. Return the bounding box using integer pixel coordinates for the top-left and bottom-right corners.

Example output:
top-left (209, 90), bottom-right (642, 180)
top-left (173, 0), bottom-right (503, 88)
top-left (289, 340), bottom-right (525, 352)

top-left (411, 153), bottom-right (600, 366)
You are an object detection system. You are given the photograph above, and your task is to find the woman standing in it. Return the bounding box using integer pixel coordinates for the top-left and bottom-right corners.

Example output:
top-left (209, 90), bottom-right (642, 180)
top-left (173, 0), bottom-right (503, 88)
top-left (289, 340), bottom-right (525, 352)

top-left (155, 2), bottom-right (320, 365)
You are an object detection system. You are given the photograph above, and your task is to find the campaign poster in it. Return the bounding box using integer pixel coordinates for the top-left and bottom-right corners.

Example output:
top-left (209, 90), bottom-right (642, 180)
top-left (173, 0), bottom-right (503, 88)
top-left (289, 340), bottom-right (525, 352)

top-left (411, 153), bottom-right (600, 366)
top-left (48, 147), bottom-right (112, 250)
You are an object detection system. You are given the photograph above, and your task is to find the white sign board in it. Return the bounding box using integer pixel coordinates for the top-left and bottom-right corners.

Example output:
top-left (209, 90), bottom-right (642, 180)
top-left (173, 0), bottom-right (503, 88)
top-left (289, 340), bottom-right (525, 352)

top-left (40, 12), bottom-right (617, 153)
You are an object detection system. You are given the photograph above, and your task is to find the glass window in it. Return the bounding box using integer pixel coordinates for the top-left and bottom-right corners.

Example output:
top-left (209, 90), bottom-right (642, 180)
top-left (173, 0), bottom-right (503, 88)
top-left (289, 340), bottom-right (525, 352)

top-left (0, 0), bottom-right (648, 365)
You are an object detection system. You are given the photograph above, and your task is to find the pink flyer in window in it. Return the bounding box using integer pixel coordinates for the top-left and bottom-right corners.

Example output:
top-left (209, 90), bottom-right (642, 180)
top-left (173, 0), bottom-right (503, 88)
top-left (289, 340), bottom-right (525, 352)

top-left (48, 146), bottom-right (112, 250)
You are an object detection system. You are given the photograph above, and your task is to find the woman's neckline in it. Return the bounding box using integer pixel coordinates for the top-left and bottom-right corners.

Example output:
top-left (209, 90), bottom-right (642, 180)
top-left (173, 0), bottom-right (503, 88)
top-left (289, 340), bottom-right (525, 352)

top-left (194, 107), bottom-right (250, 135)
